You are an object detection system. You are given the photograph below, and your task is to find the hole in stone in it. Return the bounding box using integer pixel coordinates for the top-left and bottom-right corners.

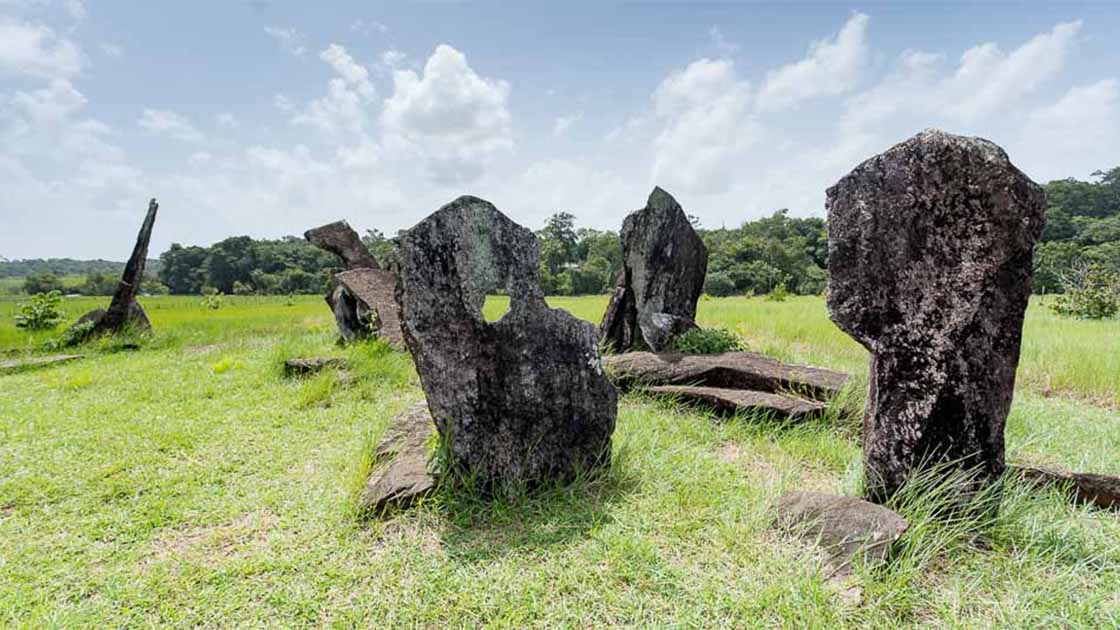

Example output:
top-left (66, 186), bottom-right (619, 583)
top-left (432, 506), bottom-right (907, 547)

top-left (482, 293), bottom-right (512, 322)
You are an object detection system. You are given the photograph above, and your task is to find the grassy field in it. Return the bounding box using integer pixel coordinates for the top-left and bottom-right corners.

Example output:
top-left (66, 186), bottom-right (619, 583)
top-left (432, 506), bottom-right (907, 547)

top-left (1, 294), bottom-right (1118, 626)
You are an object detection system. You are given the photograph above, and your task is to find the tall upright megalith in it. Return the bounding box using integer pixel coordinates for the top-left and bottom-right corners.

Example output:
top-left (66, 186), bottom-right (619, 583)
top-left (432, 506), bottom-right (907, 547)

top-left (76, 198), bottom-right (158, 336)
top-left (304, 220), bottom-right (403, 347)
top-left (826, 129), bottom-right (1046, 503)
top-left (398, 196), bottom-right (618, 486)
top-left (599, 187), bottom-right (708, 352)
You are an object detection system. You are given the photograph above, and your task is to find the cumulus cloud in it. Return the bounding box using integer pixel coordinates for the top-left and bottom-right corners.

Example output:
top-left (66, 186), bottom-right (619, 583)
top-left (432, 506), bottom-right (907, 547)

top-left (755, 12), bottom-right (869, 112)
top-left (320, 44), bottom-right (375, 98)
top-left (138, 108), bottom-right (204, 142)
top-left (1017, 79), bottom-right (1120, 180)
top-left (381, 44), bottom-right (513, 184)
top-left (0, 17), bottom-right (84, 79)
top-left (293, 45), bottom-right (375, 136)
top-left (649, 57), bottom-right (756, 195)
top-left (553, 112), bottom-right (581, 136)
top-left (263, 26), bottom-right (307, 57)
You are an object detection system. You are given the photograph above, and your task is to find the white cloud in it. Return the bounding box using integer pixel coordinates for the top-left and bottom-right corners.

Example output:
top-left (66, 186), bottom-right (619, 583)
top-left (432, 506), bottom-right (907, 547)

top-left (649, 57), bottom-right (756, 195)
top-left (1018, 79), bottom-right (1120, 180)
top-left (381, 49), bottom-right (406, 69)
top-left (709, 26), bottom-right (738, 54)
top-left (320, 44), bottom-right (374, 98)
top-left (263, 26), bottom-right (307, 57)
top-left (273, 93), bottom-right (294, 112)
top-left (63, 0), bottom-right (85, 22)
top-left (553, 112), bottom-right (581, 136)
top-left (351, 19), bottom-right (388, 35)
top-left (755, 13), bottom-right (869, 112)
top-left (293, 45), bottom-right (376, 136)
top-left (381, 44), bottom-right (513, 184)
top-left (138, 108), bottom-right (204, 142)
top-left (0, 17), bottom-right (84, 79)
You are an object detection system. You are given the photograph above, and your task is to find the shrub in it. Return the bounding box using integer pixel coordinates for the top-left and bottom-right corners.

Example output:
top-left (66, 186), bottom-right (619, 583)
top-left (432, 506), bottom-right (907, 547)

top-left (766, 282), bottom-right (789, 302)
top-left (703, 271), bottom-right (736, 297)
top-left (1050, 263), bottom-right (1120, 319)
top-left (201, 287), bottom-right (224, 310)
top-left (14, 291), bottom-right (65, 330)
top-left (670, 327), bottom-right (744, 355)
top-left (22, 272), bottom-right (64, 295)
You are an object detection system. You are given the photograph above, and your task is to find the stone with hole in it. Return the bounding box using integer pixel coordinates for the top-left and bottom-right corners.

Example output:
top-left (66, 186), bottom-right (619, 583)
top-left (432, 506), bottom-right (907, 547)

top-left (827, 129), bottom-right (1046, 504)
top-left (398, 195), bottom-right (617, 487)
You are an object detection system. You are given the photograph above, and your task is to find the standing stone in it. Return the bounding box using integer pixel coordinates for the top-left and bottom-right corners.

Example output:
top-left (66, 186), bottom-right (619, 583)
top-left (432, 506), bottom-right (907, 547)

top-left (826, 129), bottom-right (1045, 504)
top-left (398, 196), bottom-right (618, 486)
top-left (304, 220), bottom-right (404, 347)
top-left (600, 187), bottom-right (708, 352)
top-left (75, 198), bottom-right (158, 337)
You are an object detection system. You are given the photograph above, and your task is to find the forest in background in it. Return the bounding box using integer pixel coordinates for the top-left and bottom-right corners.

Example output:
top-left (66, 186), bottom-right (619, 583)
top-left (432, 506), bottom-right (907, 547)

top-left (2, 167), bottom-right (1118, 298)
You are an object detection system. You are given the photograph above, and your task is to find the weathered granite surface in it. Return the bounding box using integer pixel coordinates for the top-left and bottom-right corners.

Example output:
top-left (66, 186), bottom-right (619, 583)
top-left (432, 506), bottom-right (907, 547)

top-left (827, 129), bottom-right (1046, 503)
top-left (398, 195), bottom-right (618, 486)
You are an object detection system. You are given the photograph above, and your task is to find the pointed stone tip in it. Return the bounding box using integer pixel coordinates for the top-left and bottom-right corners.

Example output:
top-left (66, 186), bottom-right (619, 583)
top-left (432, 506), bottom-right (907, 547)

top-left (647, 186), bottom-right (679, 210)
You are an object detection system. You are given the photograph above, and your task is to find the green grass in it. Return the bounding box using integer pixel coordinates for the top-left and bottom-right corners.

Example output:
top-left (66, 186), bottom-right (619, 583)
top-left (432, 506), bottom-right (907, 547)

top-left (1, 294), bottom-right (1118, 626)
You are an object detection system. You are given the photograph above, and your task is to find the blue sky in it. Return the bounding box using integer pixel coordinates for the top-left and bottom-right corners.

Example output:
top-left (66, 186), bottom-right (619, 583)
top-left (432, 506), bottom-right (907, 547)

top-left (2, 1), bottom-right (1119, 259)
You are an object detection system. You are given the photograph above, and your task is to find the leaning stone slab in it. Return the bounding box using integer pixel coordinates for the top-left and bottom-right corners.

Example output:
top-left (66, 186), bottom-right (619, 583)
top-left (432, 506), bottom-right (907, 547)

top-left (604, 351), bottom-right (848, 401)
top-left (335, 268), bottom-right (404, 348)
top-left (775, 492), bottom-right (909, 575)
top-left (73, 199), bottom-right (159, 339)
top-left (398, 195), bottom-right (618, 486)
top-left (304, 220), bottom-right (381, 270)
top-left (1013, 465), bottom-right (1120, 511)
top-left (361, 403), bottom-right (438, 514)
top-left (0, 354), bottom-right (83, 374)
top-left (647, 385), bottom-right (826, 420)
top-left (283, 357), bottom-right (349, 377)
top-left (827, 129), bottom-right (1045, 504)
top-left (600, 187), bottom-right (708, 352)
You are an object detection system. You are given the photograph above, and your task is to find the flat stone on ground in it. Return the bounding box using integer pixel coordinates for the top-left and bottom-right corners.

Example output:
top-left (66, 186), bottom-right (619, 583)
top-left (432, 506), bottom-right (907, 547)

top-left (283, 357), bottom-right (349, 377)
top-left (604, 351), bottom-right (848, 401)
top-left (647, 385), bottom-right (826, 420)
top-left (361, 403), bottom-right (438, 515)
top-left (0, 354), bottom-right (83, 373)
top-left (775, 491), bottom-right (909, 574)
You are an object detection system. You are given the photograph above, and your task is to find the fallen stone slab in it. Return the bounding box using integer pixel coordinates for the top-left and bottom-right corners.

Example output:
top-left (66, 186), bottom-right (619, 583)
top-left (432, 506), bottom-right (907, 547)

top-left (1012, 465), bottom-right (1120, 511)
top-left (283, 357), bottom-right (349, 377)
top-left (361, 403), bottom-right (438, 515)
top-left (604, 351), bottom-right (848, 401)
top-left (647, 385), bottom-right (826, 420)
top-left (0, 354), bottom-right (83, 374)
top-left (335, 268), bottom-right (405, 348)
top-left (775, 492), bottom-right (909, 575)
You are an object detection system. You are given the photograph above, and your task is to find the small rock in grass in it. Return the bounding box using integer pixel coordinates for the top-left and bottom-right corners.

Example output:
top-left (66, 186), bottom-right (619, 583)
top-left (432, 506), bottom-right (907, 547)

top-left (775, 491), bottom-right (909, 576)
top-left (1012, 465), bottom-right (1120, 510)
top-left (283, 357), bottom-right (349, 377)
top-left (0, 354), bottom-right (83, 373)
top-left (361, 403), bottom-right (438, 515)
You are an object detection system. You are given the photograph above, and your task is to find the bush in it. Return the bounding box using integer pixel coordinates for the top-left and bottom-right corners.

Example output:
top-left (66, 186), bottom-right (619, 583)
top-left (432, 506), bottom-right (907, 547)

top-left (670, 327), bottom-right (744, 355)
top-left (201, 287), bottom-right (224, 310)
top-left (1050, 264), bottom-right (1120, 319)
top-left (703, 272), bottom-right (736, 297)
top-left (14, 291), bottom-right (65, 330)
top-left (766, 282), bottom-right (789, 302)
top-left (23, 272), bottom-right (64, 295)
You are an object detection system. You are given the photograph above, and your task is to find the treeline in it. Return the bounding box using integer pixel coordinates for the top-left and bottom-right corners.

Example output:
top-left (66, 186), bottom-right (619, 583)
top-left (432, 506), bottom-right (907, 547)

top-left (8, 167), bottom-right (1118, 298)
top-left (1034, 167), bottom-right (1120, 293)
top-left (0, 258), bottom-right (158, 278)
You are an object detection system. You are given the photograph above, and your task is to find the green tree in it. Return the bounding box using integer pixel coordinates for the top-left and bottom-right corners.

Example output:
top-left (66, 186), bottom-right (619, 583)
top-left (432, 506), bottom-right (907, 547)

top-left (23, 272), bottom-right (63, 295)
top-left (538, 212), bottom-right (579, 275)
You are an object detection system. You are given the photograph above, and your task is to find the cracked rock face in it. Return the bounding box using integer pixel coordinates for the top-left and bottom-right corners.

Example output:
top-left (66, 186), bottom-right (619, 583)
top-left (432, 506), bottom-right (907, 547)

top-left (600, 187), bottom-right (708, 352)
top-left (398, 196), bottom-right (618, 486)
top-left (826, 129), bottom-right (1045, 504)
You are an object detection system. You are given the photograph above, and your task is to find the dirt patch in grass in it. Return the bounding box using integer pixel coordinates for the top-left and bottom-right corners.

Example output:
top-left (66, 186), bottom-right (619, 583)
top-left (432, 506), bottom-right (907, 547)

top-left (147, 510), bottom-right (278, 566)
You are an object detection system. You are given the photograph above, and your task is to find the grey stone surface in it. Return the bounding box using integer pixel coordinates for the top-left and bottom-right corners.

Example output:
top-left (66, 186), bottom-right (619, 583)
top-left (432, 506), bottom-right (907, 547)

top-left (776, 492), bottom-right (908, 574)
top-left (647, 385), bottom-right (826, 420)
top-left (304, 220), bottom-right (403, 346)
top-left (600, 187), bottom-right (708, 352)
top-left (604, 351), bottom-right (848, 401)
top-left (283, 357), bottom-right (349, 377)
top-left (398, 195), bottom-right (617, 486)
top-left (361, 403), bottom-right (438, 514)
top-left (73, 199), bottom-right (158, 338)
top-left (304, 220), bottom-right (380, 270)
top-left (827, 129), bottom-right (1046, 503)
